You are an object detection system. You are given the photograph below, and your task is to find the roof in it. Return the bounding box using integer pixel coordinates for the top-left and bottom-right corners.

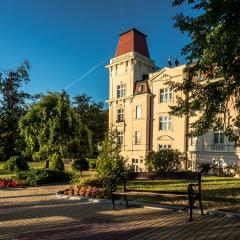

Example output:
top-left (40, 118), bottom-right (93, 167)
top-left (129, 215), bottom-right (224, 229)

top-left (115, 28), bottom-right (150, 58)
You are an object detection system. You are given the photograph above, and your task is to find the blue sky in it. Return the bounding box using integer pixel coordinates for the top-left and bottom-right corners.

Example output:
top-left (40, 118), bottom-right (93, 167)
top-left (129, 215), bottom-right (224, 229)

top-left (0, 0), bottom-right (193, 104)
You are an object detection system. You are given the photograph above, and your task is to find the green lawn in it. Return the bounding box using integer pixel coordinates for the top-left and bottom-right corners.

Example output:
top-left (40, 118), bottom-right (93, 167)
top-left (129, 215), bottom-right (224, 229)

top-left (124, 176), bottom-right (240, 208)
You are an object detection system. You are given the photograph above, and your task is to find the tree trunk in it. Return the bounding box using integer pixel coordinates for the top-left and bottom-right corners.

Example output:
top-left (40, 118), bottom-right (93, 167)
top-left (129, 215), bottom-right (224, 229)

top-left (45, 159), bottom-right (49, 168)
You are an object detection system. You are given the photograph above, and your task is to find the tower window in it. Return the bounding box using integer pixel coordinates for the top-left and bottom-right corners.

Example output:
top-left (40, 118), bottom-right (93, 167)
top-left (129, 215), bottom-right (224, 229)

top-left (117, 84), bottom-right (126, 98)
top-left (117, 108), bottom-right (124, 122)
top-left (135, 131), bottom-right (141, 145)
top-left (136, 105), bottom-right (142, 119)
top-left (117, 131), bottom-right (124, 145)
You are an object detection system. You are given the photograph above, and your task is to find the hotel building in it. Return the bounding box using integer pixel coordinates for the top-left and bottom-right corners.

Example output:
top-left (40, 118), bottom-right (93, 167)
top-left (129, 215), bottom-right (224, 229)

top-left (106, 28), bottom-right (239, 171)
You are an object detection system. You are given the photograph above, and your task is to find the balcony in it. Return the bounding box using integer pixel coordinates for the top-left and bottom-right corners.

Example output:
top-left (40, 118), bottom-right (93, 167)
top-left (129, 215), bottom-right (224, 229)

top-left (189, 144), bottom-right (238, 153)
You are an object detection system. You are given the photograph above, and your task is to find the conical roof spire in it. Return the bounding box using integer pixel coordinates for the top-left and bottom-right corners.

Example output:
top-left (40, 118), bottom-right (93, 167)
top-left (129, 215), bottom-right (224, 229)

top-left (115, 28), bottom-right (150, 58)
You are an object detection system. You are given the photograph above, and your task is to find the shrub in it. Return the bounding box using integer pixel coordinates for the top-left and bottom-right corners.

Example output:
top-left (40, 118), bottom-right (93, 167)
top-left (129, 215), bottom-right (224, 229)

top-left (78, 178), bottom-right (104, 188)
top-left (0, 179), bottom-right (23, 188)
top-left (146, 149), bottom-right (182, 173)
top-left (16, 169), bottom-right (72, 186)
top-left (4, 156), bottom-right (29, 173)
top-left (63, 185), bottom-right (105, 198)
top-left (199, 162), bottom-right (212, 174)
top-left (72, 157), bottom-right (89, 177)
top-left (49, 153), bottom-right (64, 171)
top-left (88, 158), bottom-right (97, 169)
top-left (96, 131), bottom-right (129, 196)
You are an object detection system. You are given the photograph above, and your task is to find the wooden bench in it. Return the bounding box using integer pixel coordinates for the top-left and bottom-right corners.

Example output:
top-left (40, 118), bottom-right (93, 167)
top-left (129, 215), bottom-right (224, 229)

top-left (111, 172), bottom-right (204, 221)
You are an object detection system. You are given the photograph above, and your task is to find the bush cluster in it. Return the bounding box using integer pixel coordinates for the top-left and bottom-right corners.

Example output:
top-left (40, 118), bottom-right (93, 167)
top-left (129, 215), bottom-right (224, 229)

top-left (4, 156), bottom-right (29, 173)
top-left (63, 185), bottom-right (104, 198)
top-left (16, 169), bottom-right (72, 186)
top-left (146, 149), bottom-right (182, 172)
top-left (50, 153), bottom-right (64, 171)
top-left (199, 161), bottom-right (240, 177)
top-left (0, 179), bottom-right (23, 188)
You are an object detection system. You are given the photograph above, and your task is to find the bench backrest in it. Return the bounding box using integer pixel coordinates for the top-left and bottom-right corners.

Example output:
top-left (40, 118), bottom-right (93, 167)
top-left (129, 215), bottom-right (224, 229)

top-left (128, 172), bottom-right (201, 181)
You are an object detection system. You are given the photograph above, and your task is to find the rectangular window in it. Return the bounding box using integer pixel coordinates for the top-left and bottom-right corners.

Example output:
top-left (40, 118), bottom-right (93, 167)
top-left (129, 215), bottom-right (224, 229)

top-left (190, 137), bottom-right (197, 145)
top-left (159, 116), bottom-right (172, 131)
top-left (135, 131), bottom-right (141, 145)
top-left (117, 108), bottom-right (124, 122)
top-left (117, 84), bottom-right (126, 98)
top-left (132, 159), bottom-right (139, 172)
top-left (117, 130), bottom-right (123, 145)
top-left (160, 88), bottom-right (172, 103)
top-left (136, 105), bottom-right (142, 119)
top-left (214, 133), bottom-right (224, 144)
top-left (159, 144), bottom-right (171, 150)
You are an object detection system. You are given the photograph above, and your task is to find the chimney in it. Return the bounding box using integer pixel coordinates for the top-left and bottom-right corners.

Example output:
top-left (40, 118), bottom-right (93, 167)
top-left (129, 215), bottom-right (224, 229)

top-left (115, 28), bottom-right (150, 58)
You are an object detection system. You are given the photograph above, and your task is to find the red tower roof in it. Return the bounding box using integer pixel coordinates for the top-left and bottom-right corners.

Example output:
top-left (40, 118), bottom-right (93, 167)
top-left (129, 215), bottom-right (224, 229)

top-left (115, 28), bottom-right (150, 58)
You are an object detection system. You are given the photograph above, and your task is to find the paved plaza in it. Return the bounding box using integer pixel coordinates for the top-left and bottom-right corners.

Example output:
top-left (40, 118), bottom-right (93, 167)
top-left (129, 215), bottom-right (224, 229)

top-left (0, 185), bottom-right (239, 240)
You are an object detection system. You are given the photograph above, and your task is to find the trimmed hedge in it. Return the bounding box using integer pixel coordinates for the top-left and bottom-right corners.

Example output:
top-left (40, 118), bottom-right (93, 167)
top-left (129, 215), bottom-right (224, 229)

top-left (16, 169), bottom-right (72, 186)
top-left (4, 156), bottom-right (29, 173)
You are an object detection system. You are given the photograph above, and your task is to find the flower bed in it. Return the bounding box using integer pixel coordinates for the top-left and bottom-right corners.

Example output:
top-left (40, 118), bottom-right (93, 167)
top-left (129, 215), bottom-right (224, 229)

top-left (0, 179), bottom-right (23, 188)
top-left (63, 185), bottom-right (105, 199)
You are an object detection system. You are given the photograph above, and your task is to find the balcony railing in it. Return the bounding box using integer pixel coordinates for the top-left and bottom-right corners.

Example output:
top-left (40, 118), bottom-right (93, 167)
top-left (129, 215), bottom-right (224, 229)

top-left (189, 144), bottom-right (237, 153)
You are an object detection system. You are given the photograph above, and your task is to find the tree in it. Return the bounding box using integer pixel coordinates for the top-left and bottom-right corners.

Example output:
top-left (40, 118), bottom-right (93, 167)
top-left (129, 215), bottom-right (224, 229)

top-left (19, 92), bottom-right (92, 167)
top-left (96, 130), bottom-right (128, 192)
top-left (73, 94), bottom-right (108, 156)
top-left (0, 61), bottom-right (31, 161)
top-left (71, 157), bottom-right (89, 177)
top-left (171, 0), bottom-right (240, 144)
top-left (146, 149), bottom-right (182, 172)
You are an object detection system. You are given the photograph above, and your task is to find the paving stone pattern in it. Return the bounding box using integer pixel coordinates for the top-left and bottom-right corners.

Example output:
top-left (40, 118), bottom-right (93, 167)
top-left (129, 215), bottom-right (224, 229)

top-left (0, 185), bottom-right (239, 240)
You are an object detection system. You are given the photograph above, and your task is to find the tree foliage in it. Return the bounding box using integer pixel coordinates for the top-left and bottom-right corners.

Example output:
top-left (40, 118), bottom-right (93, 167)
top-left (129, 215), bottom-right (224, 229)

top-left (96, 130), bottom-right (128, 189)
top-left (19, 92), bottom-right (92, 163)
top-left (0, 61), bottom-right (31, 160)
top-left (146, 149), bottom-right (183, 172)
top-left (171, 0), bottom-right (240, 143)
top-left (71, 157), bottom-right (89, 177)
top-left (73, 94), bottom-right (108, 156)
top-left (4, 155), bottom-right (29, 173)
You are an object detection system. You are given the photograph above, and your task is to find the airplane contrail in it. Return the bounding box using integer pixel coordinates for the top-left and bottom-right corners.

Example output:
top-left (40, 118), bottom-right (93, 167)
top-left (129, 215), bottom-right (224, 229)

top-left (65, 56), bottom-right (110, 91)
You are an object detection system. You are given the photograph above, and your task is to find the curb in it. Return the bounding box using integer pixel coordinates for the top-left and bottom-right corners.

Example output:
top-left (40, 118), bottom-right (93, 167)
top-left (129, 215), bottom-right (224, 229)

top-left (56, 191), bottom-right (240, 219)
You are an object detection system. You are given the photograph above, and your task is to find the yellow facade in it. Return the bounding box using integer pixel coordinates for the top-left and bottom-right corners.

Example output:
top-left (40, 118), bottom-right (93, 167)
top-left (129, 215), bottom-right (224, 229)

top-left (106, 30), bottom-right (239, 171)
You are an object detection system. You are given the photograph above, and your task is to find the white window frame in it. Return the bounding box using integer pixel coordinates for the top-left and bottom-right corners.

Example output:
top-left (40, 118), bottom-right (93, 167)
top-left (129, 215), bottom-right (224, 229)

top-left (135, 131), bottom-right (141, 145)
top-left (214, 132), bottom-right (224, 144)
top-left (159, 116), bottom-right (172, 131)
top-left (117, 130), bottom-right (124, 145)
top-left (136, 105), bottom-right (142, 119)
top-left (117, 84), bottom-right (126, 98)
top-left (117, 108), bottom-right (124, 122)
top-left (132, 159), bottom-right (139, 172)
top-left (160, 87), bottom-right (172, 103)
top-left (159, 144), bottom-right (171, 150)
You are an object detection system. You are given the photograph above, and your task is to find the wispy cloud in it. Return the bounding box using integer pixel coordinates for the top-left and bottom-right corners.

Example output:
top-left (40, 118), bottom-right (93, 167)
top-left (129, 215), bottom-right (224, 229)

top-left (65, 56), bottom-right (110, 91)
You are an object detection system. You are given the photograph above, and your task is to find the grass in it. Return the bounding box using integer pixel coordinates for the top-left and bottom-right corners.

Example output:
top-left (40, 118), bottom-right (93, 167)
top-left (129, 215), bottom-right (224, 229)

top-left (124, 176), bottom-right (240, 209)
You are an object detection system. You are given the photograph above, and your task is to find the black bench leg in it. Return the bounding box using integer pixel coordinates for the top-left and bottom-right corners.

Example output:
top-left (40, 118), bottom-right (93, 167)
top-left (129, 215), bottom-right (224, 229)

top-left (112, 195), bottom-right (115, 210)
top-left (199, 198), bottom-right (204, 215)
top-left (188, 198), bottom-right (194, 222)
top-left (124, 195), bottom-right (129, 207)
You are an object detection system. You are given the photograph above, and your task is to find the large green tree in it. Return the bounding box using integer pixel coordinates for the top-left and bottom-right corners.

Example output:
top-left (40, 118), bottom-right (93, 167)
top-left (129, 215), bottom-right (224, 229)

top-left (171, 0), bottom-right (240, 143)
top-left (0, 61), bottom-right (31, 161)
top-left (19, 92), bottom-right (92, 167)
top-left (73, 94), bottom-right (108, 156)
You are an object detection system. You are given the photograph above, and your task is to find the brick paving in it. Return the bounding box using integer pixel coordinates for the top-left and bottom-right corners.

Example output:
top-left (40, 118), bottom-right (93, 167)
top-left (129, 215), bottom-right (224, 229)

top-left (0, 185), bottom-right (239, 240)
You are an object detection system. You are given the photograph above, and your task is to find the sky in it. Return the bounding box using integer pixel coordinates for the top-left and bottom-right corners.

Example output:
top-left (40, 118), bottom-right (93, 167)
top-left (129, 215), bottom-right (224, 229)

top-left (0, 0), bottom-right (194, 104)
